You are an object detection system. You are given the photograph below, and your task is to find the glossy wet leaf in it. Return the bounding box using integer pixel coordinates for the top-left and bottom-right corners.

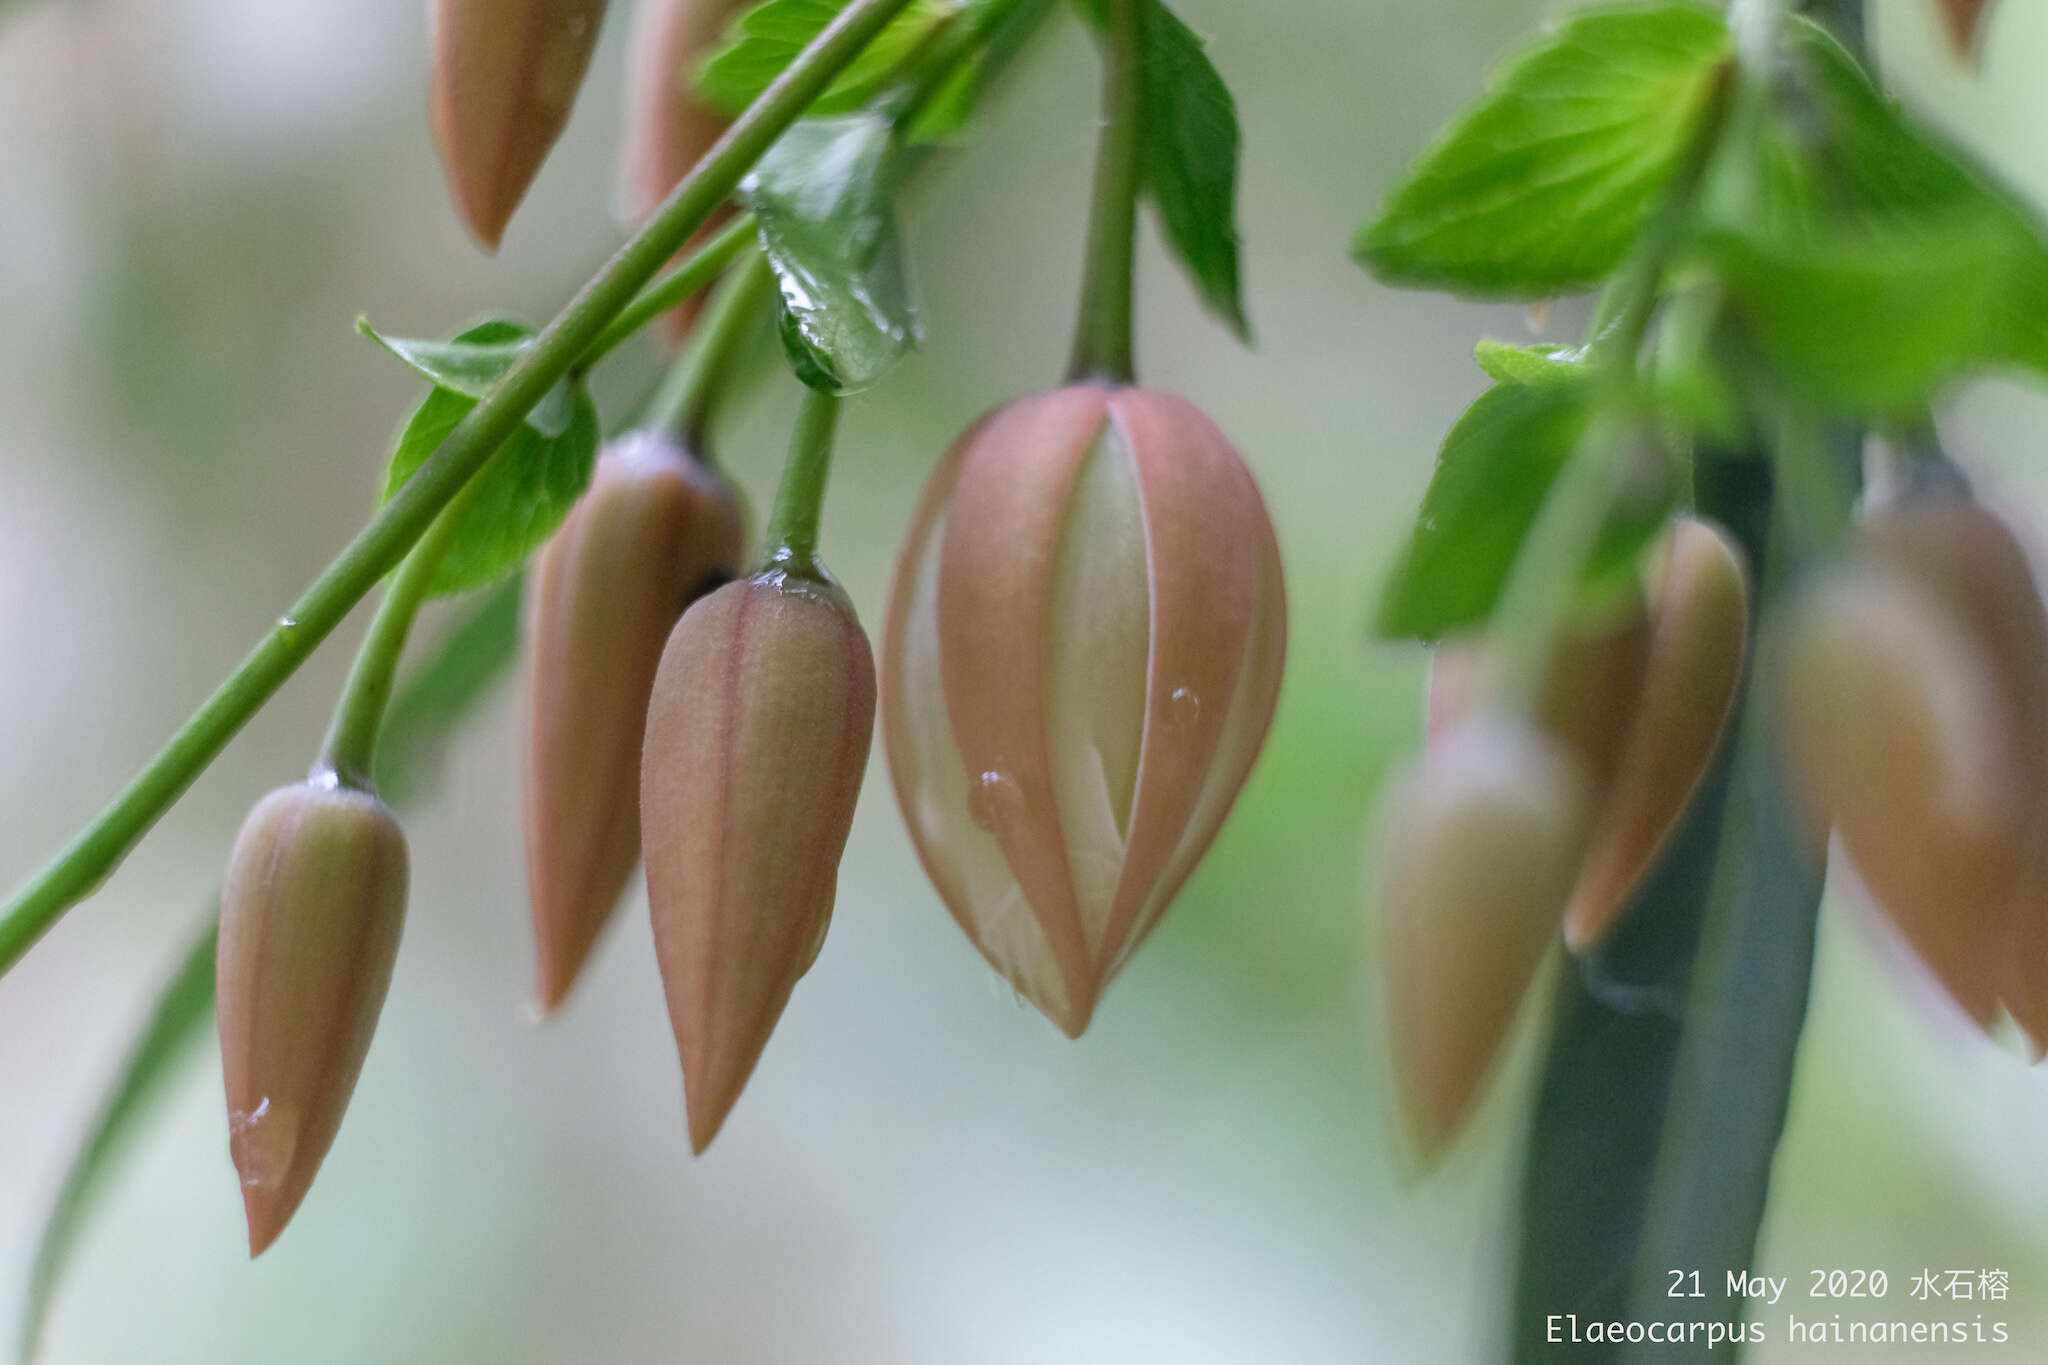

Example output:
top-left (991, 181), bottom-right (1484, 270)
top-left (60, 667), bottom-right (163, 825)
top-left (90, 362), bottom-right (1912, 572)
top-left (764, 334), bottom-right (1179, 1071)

top-left (15, 586), bottom-right (523, 1363)
top-left (1354, 2), bottom-right (1730, 299)
top-left (739, 112), bottom-right (920, 393)
top-left (1374, 371), bottom-right (1669, 642)
top-left (696, 0), bottom-right (966, 118)
top-left (359, 319), bottom-right (574, 439)
top-left (379, 342), bottom-right (601, 596)
top-left (1073, 0), bottom-right (1248, 337)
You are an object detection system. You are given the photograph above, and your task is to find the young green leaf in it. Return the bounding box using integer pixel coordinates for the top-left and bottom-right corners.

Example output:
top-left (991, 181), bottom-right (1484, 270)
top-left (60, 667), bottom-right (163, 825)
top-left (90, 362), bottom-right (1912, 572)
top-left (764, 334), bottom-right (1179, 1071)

top-left (1375, 372), bottom-right (1669, 642)
top-left (360, 320), bottom-right (576, 439)
top-left (380, 378), bottom-right (601, 596)
top-left (1354, 2), bottom-right (1730, 300)
top-left (696, 0), bottom-right (965, 118)
top-left (739, 112), bottom-right (921, 393)
top-left (1072, 0), bottom-right (1248, 337)
top-left (1474, 339), bottom-right (1591, 388)
top-left (15, 583), bottom-right (522, 1363)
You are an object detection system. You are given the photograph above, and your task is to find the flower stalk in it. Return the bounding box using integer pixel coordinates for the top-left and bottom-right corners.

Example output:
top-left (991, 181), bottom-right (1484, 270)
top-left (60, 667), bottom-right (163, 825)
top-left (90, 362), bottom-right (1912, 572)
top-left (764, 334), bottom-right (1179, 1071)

top-left (1065, 0), bottom-right (1143, 385)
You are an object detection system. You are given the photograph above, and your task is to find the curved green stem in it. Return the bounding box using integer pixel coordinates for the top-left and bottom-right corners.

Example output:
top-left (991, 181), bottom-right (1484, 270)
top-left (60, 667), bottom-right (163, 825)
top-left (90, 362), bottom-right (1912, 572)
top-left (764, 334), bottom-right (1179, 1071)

top-left (1065, 0), bottom-right (1143, 385)
top-left (316, 478), bottom-right (483, 790)
top-left (0, 0), bottom-right (920, 979)
top-left (578, 213), bottom-right (758, 371)
top-left (647, 252), bottom-right (777, 449)
top-left (764, 388), bottom-right (843, 578)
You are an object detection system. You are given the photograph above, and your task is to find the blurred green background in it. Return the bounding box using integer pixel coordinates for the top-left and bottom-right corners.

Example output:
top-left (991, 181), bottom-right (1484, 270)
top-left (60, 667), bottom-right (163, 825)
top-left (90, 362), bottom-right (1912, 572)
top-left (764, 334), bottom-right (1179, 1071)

top-left (4, 0), bottom-right (2048, 1359)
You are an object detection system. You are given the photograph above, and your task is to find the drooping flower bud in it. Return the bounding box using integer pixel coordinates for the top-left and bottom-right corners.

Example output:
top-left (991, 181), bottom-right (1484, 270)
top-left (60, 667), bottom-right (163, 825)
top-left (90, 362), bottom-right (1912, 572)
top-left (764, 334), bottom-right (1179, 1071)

top-left (1564, 516), bottom-right (1749, 949)
top-left (641, 569), bottom-right (875, 1151)
top-left (1936, 0), bottom-right (1994, 63)
top-left (216, 780), bottom-right (409, 1255)
top-left (620, 0), bottom-right (750, 333)
top-left (1777, 562), bottom-right (2018, 1027)
top-left (1377, 711), bottom-right (1590, 1159)
top-left (1860, 495), bottom-right (2048, 1047)
top-left (880, 386), bottom-right (1287, 1037)
top-left (524, 433), bottom-right (744, 1013)
top-left (431, 0), bottom-right (610, 249)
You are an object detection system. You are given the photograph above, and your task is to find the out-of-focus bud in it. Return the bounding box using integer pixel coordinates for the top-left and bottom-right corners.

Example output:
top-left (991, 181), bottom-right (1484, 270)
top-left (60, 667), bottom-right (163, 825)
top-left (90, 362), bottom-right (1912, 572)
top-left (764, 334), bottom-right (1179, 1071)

top-left (431, 0), bottom-right (610, 249)
top-left (1564, 516), bottom-right (1749, 949)
top-left (1377, 712), bottom-right (1590, 1159)
top-left (621, 0), bottom-right (750, 333)
top-left (1860, 496), bottom-right (2048, 1048)
top-left (1936, 0), bottom-right (1994, 64)
top-left (1777, 563), bottom-right (2018, 1028)
top-left (524, 433), bottom-right (744, 1013)
top-left (641, 570), bottom-right (875, 1152)
top-left (880, 386), bottom-right (1287, 1037)
top-left (216, 780), bottom-right (409, 1256)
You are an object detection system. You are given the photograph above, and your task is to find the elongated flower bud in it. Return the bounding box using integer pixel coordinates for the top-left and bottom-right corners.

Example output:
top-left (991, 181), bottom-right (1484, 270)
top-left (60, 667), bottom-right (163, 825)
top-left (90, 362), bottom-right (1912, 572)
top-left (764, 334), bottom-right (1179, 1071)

top-left (525, 433), bottom-right (744, 1013)
top-left (1378, 712), bottom-right (1589, 1159)
top-left (1936, 0), bottom-right (1994, 62)
top-left (431, 0), bottom-right (610, 249)
top-left (216, 780), bottom-right (409, 1255)
top-left (880, 386), bottom-right (1287, 1037)
top-left (1778, 564), bottom-right (2018, 1027)
top-left (1564, 516), bottom-right (1749, 949)
top-left (641, 570), bottom-right (875, 1151)
top-left (1860, 496), bottom-right (2048, 1048)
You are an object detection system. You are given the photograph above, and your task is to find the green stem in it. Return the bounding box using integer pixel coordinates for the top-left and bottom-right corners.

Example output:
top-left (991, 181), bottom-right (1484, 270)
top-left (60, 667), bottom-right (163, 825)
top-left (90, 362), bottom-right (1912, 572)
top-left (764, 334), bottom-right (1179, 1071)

top-left (578, 213), bottom-right (758, 371)
top-left (646, 252), bottom-right (776, 449)
top-left (316, 479), bottom-right (482, 790)
top-left (0, 0), bottom-right (920, 979)
top-left (764, 388), bottom-right (843, 577)
top-left (1065, 0), bottom-right (1143, 385)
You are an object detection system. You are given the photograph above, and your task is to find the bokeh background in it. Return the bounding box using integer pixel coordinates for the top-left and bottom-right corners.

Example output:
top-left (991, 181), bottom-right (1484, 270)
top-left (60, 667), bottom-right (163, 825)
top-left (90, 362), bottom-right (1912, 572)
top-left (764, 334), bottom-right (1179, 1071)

top-left (5, 0), bottom-right (2048, 1360)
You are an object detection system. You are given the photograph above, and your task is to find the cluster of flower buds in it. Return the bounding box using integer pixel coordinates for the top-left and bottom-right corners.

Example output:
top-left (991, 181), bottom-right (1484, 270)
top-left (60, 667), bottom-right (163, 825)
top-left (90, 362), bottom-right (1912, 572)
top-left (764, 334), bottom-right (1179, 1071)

top-left (524, 432), bottom-right (744, 1011)
top-left (216, 778), bottom-right (409, 1254)
top-left (880, 385), bottom-right (1287, 1037)
top-left (1381, 515), bottom-right (1749, 1155)
top-left (1776, 491), bottom-right (2048, 1048)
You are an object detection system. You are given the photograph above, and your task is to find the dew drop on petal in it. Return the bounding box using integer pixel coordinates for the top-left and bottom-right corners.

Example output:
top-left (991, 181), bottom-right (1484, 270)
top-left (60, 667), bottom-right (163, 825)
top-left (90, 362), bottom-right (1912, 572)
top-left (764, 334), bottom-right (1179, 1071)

top-left (228, 1097), bottom-right (300, 1191)
top-left (1167, 686), bottom-right (1202, 734)
top-left (967, 770), bottom-right (1022, 836)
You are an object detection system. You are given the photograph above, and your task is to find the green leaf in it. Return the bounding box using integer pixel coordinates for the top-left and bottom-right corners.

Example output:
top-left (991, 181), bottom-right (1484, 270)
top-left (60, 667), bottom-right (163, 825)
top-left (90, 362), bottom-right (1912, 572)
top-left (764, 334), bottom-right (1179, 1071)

top-left (15, 920), bottom-right (216, 1365)
top-left (1374, 371), bottom-right (1668, 641)
top-left (696, 0), bottom-right (966, 119)
top-left (379, 377), bottom-right (601, 596)
top-left (1474, 338), bottom-right (1591, 387)
top-left (739, 113), bottom-right (921, 393)
top-left (1354, 2), bottom-right (1731, 300)
top-left (14, 584), bottom-right (522, 1363)
top-left (359, 319), bottom-right (574, 439)
top-left (1071, 0), bottom-right (1249, 337)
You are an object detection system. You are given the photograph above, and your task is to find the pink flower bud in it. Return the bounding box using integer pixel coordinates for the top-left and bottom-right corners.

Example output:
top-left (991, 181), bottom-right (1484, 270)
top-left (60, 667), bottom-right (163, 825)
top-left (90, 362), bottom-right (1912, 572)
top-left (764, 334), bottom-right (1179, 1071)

top-left (1777, 564), bottom-right (2019, 1028)
top-left (621, 0), bottom-right (748, 223)
top-left (1936, 0), bottom-right (1994, 63)
top-left (216, 781), bottom-right (409, 1255)
top-left (524, 433), bottom-right (744, 1013)
top-left (641, 571), bottom-right (876, 1151)
top-left (1377, 712), bottom-right (1590, 1159)
top-left (1860, 496), bottom-right (2048, 1048)
top-left (1564, 516), bottom-right (1748, 949)
top-left (880, 386), bottom-right (1287, 1036)
top-left (431, 0), bottom-right (610, 249)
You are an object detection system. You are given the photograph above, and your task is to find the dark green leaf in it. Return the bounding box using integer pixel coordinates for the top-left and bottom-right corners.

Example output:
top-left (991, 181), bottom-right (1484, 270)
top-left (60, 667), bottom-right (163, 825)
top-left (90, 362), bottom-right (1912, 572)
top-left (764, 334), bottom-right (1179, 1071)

top-left (14, 583), bottom-right (523, 1362)
top-left (1072, 0), bottom-right (1249, 337)
top-left (1355, 2), bottom-right (1731, 299)
top-left (15, 921), bottom-right (216, 1365)
top-left (696, 0), bottom-right (967, 118)
top-left (380, 380), bottom-right (601, 596)
top-left (359, 320), bottom-right (574, 439)
top-left (739, 113), bottom-right (921, 393)
top-left (1374, 372), bottom-right (1668, 641)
